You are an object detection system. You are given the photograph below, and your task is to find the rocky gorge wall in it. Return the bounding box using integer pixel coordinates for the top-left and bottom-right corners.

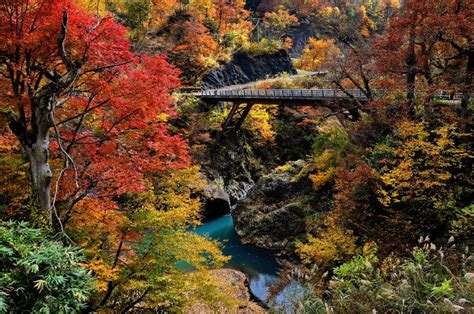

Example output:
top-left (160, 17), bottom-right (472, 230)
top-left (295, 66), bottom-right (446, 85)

top-left (287, 23), bottom-right (315, 58)
top-left (232, 160), bottom-right (314, 252)
top-left (189, 105), bottom-right (322, 251)
top-left (201, 50), bottom-right (296, 89)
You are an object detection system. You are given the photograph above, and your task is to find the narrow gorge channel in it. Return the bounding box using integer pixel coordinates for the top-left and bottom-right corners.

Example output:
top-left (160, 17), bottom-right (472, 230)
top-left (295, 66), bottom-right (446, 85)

top-left (191, 213), bottom-right (300, 308)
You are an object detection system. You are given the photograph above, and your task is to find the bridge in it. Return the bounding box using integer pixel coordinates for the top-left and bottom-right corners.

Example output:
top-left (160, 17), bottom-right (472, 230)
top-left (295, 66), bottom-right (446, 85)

top-left (195, 88), bottom-right (368, 130)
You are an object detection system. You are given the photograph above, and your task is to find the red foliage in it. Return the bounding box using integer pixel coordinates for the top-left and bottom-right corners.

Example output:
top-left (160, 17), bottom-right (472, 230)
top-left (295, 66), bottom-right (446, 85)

top-left (374, 0), bottom-right (473, 94)
top-left (0, 0), bottom-right (189, 223)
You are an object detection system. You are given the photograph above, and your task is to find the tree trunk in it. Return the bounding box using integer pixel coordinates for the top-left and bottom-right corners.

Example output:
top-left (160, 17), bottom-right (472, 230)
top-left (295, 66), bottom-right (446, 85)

top-left (28, 97), bottom-right (54, 219)
top-left (3, 11), bottom-right (83, 223)
top-left (27, 138), bottom-right (52, 217)
top-left (406, 25), bottom-right (417, 117)
top-left (460, 50), bottom-right (472, 132)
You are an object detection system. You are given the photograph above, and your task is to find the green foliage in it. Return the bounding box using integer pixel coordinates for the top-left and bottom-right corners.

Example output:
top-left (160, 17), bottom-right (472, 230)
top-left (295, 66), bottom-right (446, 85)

top-left (242, 38), bottom-right (283, 56)
top-left (272, 112), bottom-right (317, 161)
top-left (311, 127), bottom-right (353, 160)
top-left (330, 241), bottom-right (473, 312)
top-left (450, 204), bottom-right (474, 241)
top-left (291, 240), bottom-right (473, 313)
top-left (0, 221), bottom-right (96, 313)
top-left (309, 126), bottom-right (354, 189)
top-left (208, 106), bottom-right (229, 127)
top-left (123, 0), bottom-right (151, 29)
top-left (333, 242), bottom-right (379, 282)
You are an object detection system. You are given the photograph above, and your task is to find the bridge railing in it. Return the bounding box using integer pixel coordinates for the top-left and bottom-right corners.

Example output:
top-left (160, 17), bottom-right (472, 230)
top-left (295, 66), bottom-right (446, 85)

top-left (193, 88), bottom-right (471, 102)
top-left (198, 88), bottom-right (368, 100)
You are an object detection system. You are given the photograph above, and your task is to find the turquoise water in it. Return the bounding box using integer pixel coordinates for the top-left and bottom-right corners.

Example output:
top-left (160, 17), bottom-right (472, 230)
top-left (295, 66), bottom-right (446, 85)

top-left (192, 214), bottom-right (280, 304)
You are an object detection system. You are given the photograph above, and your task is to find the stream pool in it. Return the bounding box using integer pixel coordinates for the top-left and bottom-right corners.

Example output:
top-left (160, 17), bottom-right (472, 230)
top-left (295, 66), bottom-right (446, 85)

top-left (191, 214), bottom-right (300, 308)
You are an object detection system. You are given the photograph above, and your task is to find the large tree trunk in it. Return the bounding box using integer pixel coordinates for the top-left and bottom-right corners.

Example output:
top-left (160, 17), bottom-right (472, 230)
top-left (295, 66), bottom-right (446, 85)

top-left (8, 96), bottom-right (54, 218)
top-left (3, 11), bottom-right (83, 223)
top-left (27, 135), bottom-right (52, 216)
top-left (27, 96), bottom-right (54, 218)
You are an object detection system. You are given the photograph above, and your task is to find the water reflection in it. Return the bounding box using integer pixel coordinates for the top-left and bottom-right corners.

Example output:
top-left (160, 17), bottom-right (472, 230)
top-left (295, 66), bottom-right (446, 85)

top-left (192, 214), bottom-right (279, 303)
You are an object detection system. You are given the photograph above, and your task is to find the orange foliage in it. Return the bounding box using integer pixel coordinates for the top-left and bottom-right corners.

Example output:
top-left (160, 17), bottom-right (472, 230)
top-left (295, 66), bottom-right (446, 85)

top-left (295, 38), bottom-right (340, 71)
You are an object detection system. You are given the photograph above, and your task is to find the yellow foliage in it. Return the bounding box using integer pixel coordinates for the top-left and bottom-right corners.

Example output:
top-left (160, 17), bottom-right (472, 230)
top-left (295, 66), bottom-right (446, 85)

top-left (76, 0), bottom-right (109, 15)
top-left (153, 165), bottom-right (206, 227)
top-left (296, 226), bottom-right (358, 267)
top-left (382, 0), bottom-right (400, 8)
top-left (83, 259), bottom-right (120, 292)
top-left (309, 126), bottom-right (353, 190)
top-left (188, 0), bottom-right (216, 21)
top-left (66, 165), bottom-right (230, 311)
top-left (244, 104), bottom-right (277, 142)
top-left (155, 270), bottom-right (240, 311)
top-left (309, 168), bottom-right (336, 190)
top-left (263, 6), bottom-right (298, 31)
top-left (378, 122), bottom-right (468, 211)
top-left (294, 38), bottom-right (341, 71)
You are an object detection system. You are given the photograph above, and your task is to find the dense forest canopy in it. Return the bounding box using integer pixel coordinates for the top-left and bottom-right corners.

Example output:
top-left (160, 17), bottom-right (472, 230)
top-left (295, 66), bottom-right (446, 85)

top-left (0, 0), bottom-right (472, 312)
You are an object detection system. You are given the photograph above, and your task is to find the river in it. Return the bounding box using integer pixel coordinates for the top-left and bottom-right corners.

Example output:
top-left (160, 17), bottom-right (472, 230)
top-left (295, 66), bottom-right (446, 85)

top-left (192, 214), bottom-right (301, 308)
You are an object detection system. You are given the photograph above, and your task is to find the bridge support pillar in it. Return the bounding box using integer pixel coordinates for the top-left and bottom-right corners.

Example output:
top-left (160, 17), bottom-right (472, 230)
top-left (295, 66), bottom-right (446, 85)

top-left (234, 103), bottom-right (254, 130)
top-left (222, 102), bottom-right (254, 131)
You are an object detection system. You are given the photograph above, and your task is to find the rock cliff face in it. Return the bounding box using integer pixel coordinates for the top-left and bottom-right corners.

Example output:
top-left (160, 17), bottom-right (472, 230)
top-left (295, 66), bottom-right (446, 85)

top-left (202, 50), bottom-right (297, 89)
top-left (200, 132), bottom-right (266, 209)
top-left (287, 23), bottom-right (315, 58)
top-left (232, 160), bottom-right (312, 251)
top-left (202, 178), bottom-right (231, 220)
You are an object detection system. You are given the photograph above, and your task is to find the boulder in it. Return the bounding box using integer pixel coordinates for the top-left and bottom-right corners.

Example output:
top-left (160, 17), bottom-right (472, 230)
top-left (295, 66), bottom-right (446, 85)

top-left (226, 179), bottom-right (255, 206)
top-left (186, 269), bottom-right (267, 314)
top-left (232, 160), bottom-right (311, 251)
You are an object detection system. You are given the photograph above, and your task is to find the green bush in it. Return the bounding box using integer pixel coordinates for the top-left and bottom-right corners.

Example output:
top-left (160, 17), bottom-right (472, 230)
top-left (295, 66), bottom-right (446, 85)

top-left (329, 241), bottom-right (473, 312)
top-left (0, 221), bottom-right (96, 313)
top-left (242, 38), bottom-right (283, 56)
top-left (451, 204), bottom-right (474, 242)
top-left (284, 239), bottom-right (473, 313)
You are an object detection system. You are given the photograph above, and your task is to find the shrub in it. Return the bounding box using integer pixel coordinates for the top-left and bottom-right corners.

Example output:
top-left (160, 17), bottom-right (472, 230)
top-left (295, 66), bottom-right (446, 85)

top-left (290, 239), bottom-right (473, 313)
top-left (242, 38), bottom-right (283, 56)
top-left (0, 221), bottom-right (96, 313)
top-left (309, 127), bottom-right (354, 189)
top-left (296, 226), bottom-right (358, 268)
top-left (450, 204), bottom-right (474, 242)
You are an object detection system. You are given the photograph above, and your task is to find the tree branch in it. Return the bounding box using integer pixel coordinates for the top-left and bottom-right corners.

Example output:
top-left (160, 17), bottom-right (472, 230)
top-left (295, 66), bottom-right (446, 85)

top-left (57, 97), bottom-right (111, 126)
top-left (84, 60), bottom-right (133, 74)
top-left (58, 10), bottom-right (73, 70)
top-left (120, 288), bottom-right (150, 313)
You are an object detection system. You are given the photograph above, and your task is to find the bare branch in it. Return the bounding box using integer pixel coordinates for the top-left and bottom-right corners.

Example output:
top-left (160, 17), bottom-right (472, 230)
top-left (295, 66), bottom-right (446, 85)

top-left (56, 97), bottom-right (111, 126)
top-left (58, 10), bottom-right (73, 70)
top-left (84, 59), bottom-right (133, 74)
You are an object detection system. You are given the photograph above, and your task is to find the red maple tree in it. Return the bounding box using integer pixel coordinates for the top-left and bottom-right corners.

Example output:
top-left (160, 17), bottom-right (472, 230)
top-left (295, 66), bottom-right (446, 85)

top-left (0, 0), bottom-right (189, 226)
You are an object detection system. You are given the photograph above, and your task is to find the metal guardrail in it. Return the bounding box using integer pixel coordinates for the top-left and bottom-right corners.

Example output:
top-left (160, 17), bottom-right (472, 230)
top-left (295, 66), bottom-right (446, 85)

top-left (196, 89), bottom-right (369, 100)
top-left (193, 89), bottom-right (469, 103)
